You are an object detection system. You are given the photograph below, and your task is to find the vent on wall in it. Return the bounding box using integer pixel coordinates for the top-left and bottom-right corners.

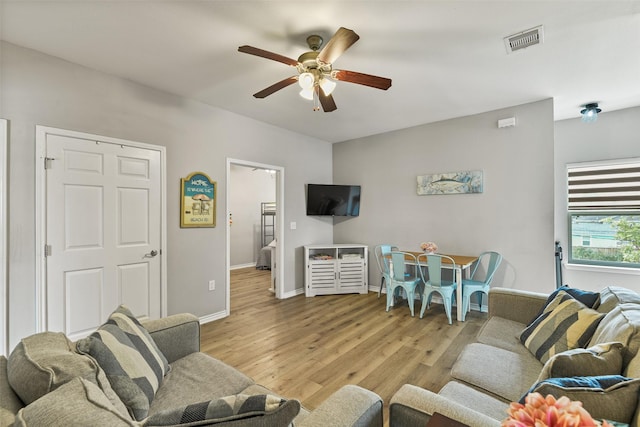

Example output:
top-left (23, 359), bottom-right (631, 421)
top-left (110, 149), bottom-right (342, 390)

top-left (504, 25), bottom-right (544, 54)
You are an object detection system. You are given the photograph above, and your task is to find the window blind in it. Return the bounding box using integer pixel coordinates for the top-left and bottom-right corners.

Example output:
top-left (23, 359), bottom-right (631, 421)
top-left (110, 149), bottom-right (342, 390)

top-left (567, 159), bottom-right (640, 210)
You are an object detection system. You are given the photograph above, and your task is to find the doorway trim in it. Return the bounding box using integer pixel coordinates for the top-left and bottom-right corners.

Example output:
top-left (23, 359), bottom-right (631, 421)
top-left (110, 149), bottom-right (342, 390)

top-left (0, 119), bottom-right (7, 355)
top-left (226, 158), bottom-right (284, 311)
top-left (35, 126), bottom-right (168, 332)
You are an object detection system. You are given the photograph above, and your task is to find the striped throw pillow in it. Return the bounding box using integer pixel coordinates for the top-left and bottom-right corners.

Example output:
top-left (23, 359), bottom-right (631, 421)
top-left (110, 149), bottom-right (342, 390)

top-left (520, 291), bottom-right (604, 363)
top-left (144, 394), bottom-right (300, 426)
top-left (77, 305), bottom-right (170, 421)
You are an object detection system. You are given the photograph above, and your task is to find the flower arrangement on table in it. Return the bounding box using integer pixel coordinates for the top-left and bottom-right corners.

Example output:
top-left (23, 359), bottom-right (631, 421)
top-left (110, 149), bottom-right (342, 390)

top-left (420, 241), bottom-right (438, 253)
top-left (503, 393), bottom-right (615, 427)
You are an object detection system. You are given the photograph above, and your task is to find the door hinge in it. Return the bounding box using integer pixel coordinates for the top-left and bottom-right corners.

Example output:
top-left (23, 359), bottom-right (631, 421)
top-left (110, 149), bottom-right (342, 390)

top-left (44, 244), bottom-right (52, 257)
top-left (44, 157), bottom-right (55, 169)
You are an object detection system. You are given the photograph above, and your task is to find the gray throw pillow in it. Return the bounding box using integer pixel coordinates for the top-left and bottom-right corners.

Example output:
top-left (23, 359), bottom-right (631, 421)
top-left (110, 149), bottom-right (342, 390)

top-left (597, 286), bottom-right (640, 313)
top-left (77, 305), bottom-right (170, 421)
top-left (1, 355), bottom-right (24, 427)
top-left (13, 377), bottom-right (136, 427)
top-left (537, 341), bottom-right (624, 382)
top-left (6, 331), bottom-right (129, 418)
top-left (142, 394), bottom-right (300, 427)
top-left (525, 376), bottom-right (640, 424)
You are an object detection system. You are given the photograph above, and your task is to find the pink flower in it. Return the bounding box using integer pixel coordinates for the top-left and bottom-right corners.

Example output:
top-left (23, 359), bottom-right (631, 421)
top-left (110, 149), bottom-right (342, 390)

top-left (502, 393), bottom-right (613, 427)
top-left (420, 241), bottom-right (438, 253)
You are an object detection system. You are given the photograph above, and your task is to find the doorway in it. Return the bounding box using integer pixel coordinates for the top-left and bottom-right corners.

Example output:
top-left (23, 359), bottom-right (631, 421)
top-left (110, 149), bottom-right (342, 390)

top-left (35, 126), bottom-right (167, 341)
top-left (226, 159), bottom-right (284, 313)
top-left (229, 165), bottom-right (275, 270)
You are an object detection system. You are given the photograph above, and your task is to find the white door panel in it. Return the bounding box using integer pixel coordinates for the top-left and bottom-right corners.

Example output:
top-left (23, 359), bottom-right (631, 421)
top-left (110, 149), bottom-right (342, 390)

top-left (44, 133), bottom-right (161, 340)
top-left (66, 268), bottom-right (104, 337)
top-left (64, 185), bottom-right (104, 250)
top-left (119, 263), bottom-right (150, 317)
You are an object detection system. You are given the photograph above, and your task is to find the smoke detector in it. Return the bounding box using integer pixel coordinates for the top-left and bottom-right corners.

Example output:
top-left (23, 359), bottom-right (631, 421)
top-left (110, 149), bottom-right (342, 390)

top-left (504, 25), bottom-right (544, 54)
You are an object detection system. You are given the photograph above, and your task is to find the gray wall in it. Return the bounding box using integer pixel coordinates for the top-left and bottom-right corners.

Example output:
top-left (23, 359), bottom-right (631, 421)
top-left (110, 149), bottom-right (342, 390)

top-left (230, 164), bottom-right (276, 267)
top-left (4, 38), bottom-right (639, 351)
top-left (333, 99), bottom-right (556, 293)
top-left (555, 106), bottom-right (640, 293)
top-left (1, 41), bottom-right (333, 350)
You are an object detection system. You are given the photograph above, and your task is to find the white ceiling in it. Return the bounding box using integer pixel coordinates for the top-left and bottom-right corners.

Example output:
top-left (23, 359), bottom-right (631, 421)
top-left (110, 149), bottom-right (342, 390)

top-left (1, 1), bottom-right (639, 143)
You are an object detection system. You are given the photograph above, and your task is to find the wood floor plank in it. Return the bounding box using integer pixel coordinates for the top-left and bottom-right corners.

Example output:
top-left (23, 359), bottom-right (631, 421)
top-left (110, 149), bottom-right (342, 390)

top-left (201, 267), bottom-right (487, 426)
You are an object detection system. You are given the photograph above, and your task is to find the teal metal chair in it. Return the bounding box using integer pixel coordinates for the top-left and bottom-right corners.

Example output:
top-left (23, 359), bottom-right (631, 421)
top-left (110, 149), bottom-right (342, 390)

top-left (460, 251), bottom-right (503, 321)
top-left (385, 251), bottom-right (422, 316)
top-left (374, 244), bottom-right (399, 297)
top-left (417, 253), bottom-right (457, 324)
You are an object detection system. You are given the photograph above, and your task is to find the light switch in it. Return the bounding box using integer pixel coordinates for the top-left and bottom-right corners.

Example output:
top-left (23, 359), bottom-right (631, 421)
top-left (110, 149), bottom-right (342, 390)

top-left (290, 222), bottom-right (297, 230)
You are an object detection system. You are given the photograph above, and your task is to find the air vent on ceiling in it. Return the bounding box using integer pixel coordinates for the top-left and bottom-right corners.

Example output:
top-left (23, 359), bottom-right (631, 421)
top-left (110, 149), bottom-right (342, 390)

top-left (504, 25), bottom-right (544, 54)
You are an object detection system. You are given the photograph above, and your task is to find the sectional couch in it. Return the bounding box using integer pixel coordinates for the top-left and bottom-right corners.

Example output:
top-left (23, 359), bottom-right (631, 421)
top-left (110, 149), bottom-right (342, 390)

top-left (5, 286), bottom-right (639, 426)
top-left (389, 286), bottom-right (640, 426)
top-left (1, 306), bottom-right (383, 427)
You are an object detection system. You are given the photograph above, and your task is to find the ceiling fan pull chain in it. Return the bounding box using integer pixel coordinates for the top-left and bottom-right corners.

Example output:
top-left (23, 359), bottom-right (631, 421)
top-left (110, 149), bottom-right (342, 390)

top-left (313, 88), bottom-right (320, 111)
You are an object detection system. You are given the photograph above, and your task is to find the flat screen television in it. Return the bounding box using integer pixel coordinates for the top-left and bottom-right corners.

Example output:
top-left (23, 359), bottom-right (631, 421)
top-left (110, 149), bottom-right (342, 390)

top-left (306, 184), bottom-right (361, 216)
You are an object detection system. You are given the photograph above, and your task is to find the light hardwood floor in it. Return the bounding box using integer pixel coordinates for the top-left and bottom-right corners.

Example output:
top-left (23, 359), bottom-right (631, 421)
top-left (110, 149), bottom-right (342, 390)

top-left (200, 267), bottom-right (487, 425)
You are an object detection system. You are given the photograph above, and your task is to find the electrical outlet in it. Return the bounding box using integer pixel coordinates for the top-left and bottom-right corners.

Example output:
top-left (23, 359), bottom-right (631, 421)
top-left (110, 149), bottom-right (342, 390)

top-left (208, 280), bottom-right (215, 291)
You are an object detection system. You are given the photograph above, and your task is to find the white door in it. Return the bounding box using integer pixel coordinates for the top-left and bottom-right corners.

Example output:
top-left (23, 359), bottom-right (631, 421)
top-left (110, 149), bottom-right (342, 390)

top-left (42, 131), bottom-right (162, 341)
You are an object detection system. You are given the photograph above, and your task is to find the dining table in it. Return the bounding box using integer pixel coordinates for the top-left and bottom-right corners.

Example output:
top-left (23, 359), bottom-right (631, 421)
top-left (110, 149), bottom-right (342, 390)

top-left (402, 251), bottom-right (479, 322)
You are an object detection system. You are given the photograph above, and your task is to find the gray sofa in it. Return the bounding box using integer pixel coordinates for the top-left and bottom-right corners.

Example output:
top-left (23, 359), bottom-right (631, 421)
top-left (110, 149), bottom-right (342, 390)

top-left (389, 286), bottom-right (640, 427)
top-left (1, 311), bottom-right (383, 427)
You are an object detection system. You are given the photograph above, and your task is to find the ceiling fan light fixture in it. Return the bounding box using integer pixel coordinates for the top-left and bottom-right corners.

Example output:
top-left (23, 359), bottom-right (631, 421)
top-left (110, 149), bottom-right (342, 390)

top-left (319, 77), bottom-right (336, 96)
top-left (238, 27), bottom-right (392, 112)
top-left (299, 87), bottom-right (314, 100)
top-left (298, 72), bottom-right (315, 90)
top-left (580, 102), bottom-right (602, 123)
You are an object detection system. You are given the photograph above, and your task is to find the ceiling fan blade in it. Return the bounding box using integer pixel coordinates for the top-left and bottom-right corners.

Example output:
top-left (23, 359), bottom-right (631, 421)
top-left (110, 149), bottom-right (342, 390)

top-left (317, 27), bottom-right (360, 64)
top-left (318, 87), bottom-right (337, 112)
top-left (238, 45), bottom-right (299, 67)
top-left (253, 76), bottom-right (298, 98)
top-left (333, 69), bottom-right (392, 90)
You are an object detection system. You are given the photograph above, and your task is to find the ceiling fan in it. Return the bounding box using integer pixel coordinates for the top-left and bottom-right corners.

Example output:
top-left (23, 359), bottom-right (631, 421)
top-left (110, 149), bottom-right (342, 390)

top-left (238, 27), bottom-right (392, 112)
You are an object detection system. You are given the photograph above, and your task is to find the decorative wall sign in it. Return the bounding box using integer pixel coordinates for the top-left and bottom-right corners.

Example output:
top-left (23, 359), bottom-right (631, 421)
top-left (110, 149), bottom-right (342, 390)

top-left (181, 171), bottom-right (216, 228)
top-left (417, 170), bottom-right (483, 195)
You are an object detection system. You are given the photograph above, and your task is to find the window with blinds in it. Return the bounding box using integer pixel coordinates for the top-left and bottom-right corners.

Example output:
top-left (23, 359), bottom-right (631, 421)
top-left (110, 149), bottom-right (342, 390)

top-left (567, 158), bottom-right (640, 268)
top-left (568, 160), bottom-right (640, 211)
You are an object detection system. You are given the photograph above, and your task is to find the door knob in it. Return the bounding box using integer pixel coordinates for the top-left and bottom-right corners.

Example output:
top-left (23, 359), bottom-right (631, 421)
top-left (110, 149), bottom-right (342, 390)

top-left (144, 250), bottom-right (158, 258)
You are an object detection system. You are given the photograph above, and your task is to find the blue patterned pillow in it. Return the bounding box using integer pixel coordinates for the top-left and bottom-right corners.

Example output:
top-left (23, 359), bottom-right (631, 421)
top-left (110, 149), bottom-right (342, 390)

top-left (77, 305), bottom-right (170, 421)
top-left (530, 375), bottom-right (630, 391)
top-left (531, 286), bottom-right (600, 321)
top-left (522, 376), bottom-right (640, 424)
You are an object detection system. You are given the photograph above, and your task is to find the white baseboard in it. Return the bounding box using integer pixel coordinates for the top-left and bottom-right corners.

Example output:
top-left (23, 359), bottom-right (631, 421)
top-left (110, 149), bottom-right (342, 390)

top-left (198, 289), bottom-right (485, 326)
top-left (230, 263), bottom-right (256, 270)
top-left (199, 287), bottom-right (301, 324)
top-left (199, 310), bottom-right (228, 324)
top-left (281, 288), bottom-right (304, 299)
